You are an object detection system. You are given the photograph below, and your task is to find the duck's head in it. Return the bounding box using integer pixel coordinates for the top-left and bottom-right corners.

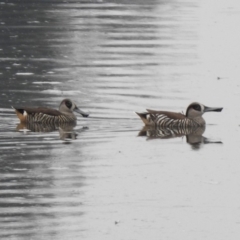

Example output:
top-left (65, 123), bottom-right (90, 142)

top-left (186, 102), bottom-right (223, 119)
top-left (59, 99), bottom-right (89, 117)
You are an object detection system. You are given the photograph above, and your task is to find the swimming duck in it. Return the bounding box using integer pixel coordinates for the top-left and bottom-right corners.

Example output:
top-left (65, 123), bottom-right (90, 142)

top-left (13, 98), bottom-right (89, 123)
top-left (136, 102), bottom-right (223, 127)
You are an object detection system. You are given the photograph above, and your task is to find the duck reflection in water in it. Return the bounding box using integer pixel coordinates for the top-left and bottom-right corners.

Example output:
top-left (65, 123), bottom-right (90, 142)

top-left (16, 122), bottom-right (88, 141)
top-left (138, 125), bottom-right (222, 150)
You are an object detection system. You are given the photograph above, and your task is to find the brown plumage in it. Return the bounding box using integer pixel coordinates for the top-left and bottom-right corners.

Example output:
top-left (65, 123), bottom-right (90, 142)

top-left (136, 102), bottom-right (223, 127)
top-left (13, 99), bottom-right (89, 124)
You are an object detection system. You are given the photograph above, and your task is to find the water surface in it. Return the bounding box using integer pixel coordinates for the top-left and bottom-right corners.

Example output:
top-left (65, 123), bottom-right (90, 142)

top-left (1, 0), bottom-right (240, 239)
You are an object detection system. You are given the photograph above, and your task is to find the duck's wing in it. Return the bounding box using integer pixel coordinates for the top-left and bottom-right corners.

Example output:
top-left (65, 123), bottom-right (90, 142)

top-left (13, 107), bottom-right (62, 122)
top-left (14, 107), bottom-right (62, 116)
top-left (146, 110), bottom-right (186, 119)
top-left (136, 110), bottom-right (185, 126)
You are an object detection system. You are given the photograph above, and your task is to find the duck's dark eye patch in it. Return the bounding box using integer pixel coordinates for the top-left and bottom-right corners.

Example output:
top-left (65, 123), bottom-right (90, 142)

top-left (65, 100), bottom-right (72, 109)
top-left (192, 104), bottom-right (201, 111)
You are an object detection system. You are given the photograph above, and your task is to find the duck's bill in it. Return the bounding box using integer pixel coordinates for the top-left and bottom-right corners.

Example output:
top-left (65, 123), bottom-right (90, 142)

top-left (204, 106), bottom-right (223, 112)
top-left (74, 108), bottom-right (89, 117)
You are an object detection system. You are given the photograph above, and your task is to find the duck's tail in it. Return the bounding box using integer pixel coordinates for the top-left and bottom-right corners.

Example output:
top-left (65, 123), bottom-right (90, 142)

top-left (135, 112), bottom-right (149, 125)
top-left (12, 106), bottom-right (26, 122)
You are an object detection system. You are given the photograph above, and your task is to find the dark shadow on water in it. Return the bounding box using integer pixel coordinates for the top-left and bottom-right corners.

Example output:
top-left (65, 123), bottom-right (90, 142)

top-left (138, 125), bottom-right (222, 150)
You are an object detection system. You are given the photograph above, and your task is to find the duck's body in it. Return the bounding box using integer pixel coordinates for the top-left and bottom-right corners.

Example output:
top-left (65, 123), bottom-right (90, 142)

top-left (13, 99), bottom-right (89, 124)
top-left (136, 102), bottom-right (223, 127)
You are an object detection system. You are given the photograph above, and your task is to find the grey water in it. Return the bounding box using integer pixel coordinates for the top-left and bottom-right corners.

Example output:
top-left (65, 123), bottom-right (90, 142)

top-left (1, 0), bottom-right (240, 239)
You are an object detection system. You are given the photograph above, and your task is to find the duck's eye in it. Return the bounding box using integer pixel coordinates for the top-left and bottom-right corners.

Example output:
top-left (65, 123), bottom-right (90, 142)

top-left (193, 104), bottom-right (201, 111)
top-left (65, 100), bottom-right (72, 109)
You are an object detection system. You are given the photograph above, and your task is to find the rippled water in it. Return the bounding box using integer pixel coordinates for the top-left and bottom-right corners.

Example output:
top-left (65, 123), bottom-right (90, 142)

top-left (1, 0), bottom-right (240, 239)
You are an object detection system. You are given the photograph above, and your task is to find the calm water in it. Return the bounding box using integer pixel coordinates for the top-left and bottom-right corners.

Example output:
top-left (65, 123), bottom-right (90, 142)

top-left (1, 0), bottom-right (240, 239)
